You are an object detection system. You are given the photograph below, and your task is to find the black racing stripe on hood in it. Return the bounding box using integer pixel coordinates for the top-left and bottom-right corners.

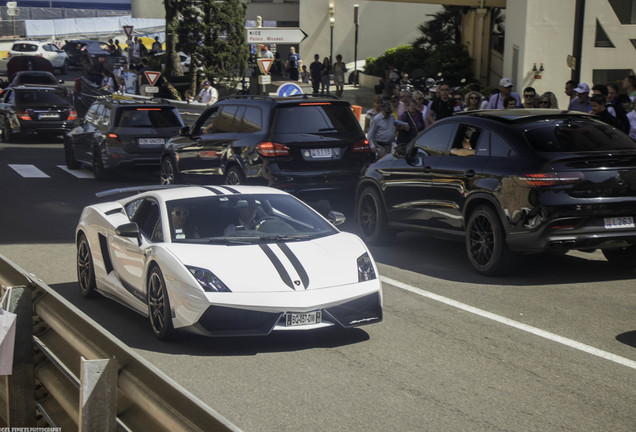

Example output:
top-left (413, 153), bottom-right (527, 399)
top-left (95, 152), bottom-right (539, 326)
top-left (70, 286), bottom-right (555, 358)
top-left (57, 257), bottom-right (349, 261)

top-left (277, 242), bottom-right (309, 289)
top-left (259, 244), bottom-right (295, 290)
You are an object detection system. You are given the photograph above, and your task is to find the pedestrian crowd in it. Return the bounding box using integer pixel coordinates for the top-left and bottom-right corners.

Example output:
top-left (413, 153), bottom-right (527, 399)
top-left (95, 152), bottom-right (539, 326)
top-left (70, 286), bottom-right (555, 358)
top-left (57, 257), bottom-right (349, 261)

top-left (364, 73), bottom-right (636, 157)
top-left (82, 36), bottom-right (219, 105)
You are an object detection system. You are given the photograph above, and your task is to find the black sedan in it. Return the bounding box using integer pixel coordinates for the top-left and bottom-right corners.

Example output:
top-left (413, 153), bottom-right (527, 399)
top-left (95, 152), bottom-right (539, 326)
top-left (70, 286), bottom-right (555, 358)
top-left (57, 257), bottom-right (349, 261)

top-left (356, 110), bottom-right (636, 275)
top-left (64, 99), bottom-right (184, 179)
top-left (0, 86), bottom-right (77, 142)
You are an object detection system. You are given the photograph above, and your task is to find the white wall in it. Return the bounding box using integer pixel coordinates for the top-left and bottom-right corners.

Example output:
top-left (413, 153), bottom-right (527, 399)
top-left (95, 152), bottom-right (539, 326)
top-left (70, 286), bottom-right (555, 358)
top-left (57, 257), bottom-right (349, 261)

top-left (505, 0), bottom-right (636, 109)
top-left (299, 0), bottom-right (441, 69)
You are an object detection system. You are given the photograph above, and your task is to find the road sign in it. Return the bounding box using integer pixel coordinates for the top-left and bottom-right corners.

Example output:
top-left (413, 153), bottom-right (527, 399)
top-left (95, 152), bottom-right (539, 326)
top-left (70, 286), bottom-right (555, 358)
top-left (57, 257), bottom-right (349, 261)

top-left (257, 58), bottom-right (273, 75)
top-left (123, 25), bottom-right (134, 39)
top-left (258, 75), bottom-right (271, 85)
top-left (566, 54), bottom-right (576, 70)
top-left (145, 86), bottom-right (159, 94)
top-left (276, 82), bottom-right (303, 97)
top-left (7, 7), bottom-right (19, 16)
top-left (144, 71), bottom-right (161, 86)
top-left (246, 28), bottom-right (308, 44)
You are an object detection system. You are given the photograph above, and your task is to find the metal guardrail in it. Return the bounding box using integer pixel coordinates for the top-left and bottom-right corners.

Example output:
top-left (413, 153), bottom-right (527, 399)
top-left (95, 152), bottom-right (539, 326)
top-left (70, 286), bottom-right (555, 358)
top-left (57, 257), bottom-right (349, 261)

top-left (0, 254), bottom-right (241, 432)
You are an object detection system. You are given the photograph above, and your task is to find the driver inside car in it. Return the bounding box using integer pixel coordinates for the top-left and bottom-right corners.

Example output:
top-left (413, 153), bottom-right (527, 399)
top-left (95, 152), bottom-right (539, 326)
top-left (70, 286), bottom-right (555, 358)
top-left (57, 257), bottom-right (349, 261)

top-left (171, 206), bottom-right (200, 239)
top-left (224, 199), bottom-right (266, 235)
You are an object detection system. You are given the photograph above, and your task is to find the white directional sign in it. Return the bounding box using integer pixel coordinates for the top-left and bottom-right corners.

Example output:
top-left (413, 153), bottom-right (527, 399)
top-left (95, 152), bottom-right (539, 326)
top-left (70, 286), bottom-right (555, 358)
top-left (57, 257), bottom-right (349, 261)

top-left (246, 28), bottom-right (308, 44)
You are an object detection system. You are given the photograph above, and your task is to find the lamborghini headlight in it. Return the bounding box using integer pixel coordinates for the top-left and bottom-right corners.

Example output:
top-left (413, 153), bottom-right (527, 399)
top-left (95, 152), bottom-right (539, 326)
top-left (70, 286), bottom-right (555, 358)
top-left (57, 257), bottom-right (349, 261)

top-left (357, 253), bottom-right (377, 282)
top-left (187, 266), bottom-right (232, 292)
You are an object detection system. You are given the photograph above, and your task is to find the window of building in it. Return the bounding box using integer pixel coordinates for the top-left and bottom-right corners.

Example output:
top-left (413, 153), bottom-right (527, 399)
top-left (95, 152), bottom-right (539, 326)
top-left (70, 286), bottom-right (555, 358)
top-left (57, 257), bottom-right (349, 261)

top-left (609, 0), bottom-right (636, 24)
top-left (594, 20), bottom-right (615, 47)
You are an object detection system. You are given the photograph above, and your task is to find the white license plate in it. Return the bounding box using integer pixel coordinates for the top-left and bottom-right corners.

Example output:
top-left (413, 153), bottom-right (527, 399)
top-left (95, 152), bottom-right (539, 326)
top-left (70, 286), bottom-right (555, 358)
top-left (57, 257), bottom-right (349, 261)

top-left (310, 148), bottom-right (332, 159)
top-left (138, 138), bottom-right (165, 146)
top-left (39, 113), bottom-right (59, 119)
top-left (285, 311), bottom-right (321, 327)
top-left (604, 216), bottom-right (635, 229)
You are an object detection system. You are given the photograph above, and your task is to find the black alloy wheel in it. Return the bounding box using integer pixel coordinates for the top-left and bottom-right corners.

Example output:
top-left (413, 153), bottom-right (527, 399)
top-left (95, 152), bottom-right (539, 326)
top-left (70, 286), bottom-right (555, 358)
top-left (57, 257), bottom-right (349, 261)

top-left (65, 139), bottom-right (80, 169)
top-left (92, 145), bottom-right (109, 180)
top-left (465, 205), bottom-right (510, 275)
top-left (356, 187), bottom-right (393, 245)
top-left (602, 245), bottom-right (636, 268)
top-left (77, 234), bottom-right (97, 298)
top-left (148, 266), bottom-right (174, 340)
top-left (2, 122), bottom-right (14, 143)
top-left (160, 157), bottom-right (179, 185)
top-left (224, 165), bottom-right (245, 185)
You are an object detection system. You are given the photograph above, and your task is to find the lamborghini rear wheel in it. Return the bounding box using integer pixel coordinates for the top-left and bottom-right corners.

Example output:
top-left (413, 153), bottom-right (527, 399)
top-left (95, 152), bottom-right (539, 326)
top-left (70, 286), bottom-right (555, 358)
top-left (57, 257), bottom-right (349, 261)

top-left (77, 234), bottom-right (97, 298)
top-left (148, 266), bottom-right (174, 340)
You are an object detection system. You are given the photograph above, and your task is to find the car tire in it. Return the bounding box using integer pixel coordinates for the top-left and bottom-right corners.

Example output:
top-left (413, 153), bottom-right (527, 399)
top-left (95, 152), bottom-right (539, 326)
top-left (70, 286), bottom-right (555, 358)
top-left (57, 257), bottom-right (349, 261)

top-left (92, 145), bottom-right (110, 180)
top-left (59, 60), bottom-right (68, 75)
top-left (348, 70), bottom-right (359, 85)
top-left (148, 266), bottom-right (174, 340)
top-left (465, 205), bottom-right (511, 275)
top-left (65, 139), bottom-right (80, 169)
top-left (356, 186), bottom-right (393, 245)
top-left (160, 156), bottom-right (180, 185)
top-left (2, 122), bottom-right (15, 143)
top-left (602, 246), bottom-right (636, 268)
top-left (224, 165), bottom-right (245, 185)
top-left (77, 234), bottom-right (97, 298)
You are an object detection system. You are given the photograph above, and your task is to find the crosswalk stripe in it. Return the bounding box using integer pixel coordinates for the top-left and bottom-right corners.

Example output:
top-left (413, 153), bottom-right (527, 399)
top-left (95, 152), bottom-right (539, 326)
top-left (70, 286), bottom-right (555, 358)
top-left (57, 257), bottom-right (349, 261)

top-left (57, 165), bottom-right (94, 179)
top-left (8, 164), bottom-right (50, 178)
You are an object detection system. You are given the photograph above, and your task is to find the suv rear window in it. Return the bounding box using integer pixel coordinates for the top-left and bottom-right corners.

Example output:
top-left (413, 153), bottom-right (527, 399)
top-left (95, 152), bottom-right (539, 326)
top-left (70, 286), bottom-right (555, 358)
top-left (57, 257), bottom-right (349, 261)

top-left (17, 75), bottom-right (57, 85)
top-left (273, 104), bottom-right (360, 134)
top-left (115, 107), bottom-right (183, 128)
top-left (16, 90), bottom-right (69, 105)
top-left (12, 43), bottom-right (38, 52)
top-left (524, 119), bottom-right (636, 152)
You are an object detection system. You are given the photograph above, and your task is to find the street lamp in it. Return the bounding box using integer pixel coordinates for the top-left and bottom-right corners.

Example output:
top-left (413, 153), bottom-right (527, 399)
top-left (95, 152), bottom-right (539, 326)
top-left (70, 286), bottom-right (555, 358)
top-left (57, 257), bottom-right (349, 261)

top-left (329, 2), bottom-right (335, 64)
top-left (353, 4), bottom-right (359, 86)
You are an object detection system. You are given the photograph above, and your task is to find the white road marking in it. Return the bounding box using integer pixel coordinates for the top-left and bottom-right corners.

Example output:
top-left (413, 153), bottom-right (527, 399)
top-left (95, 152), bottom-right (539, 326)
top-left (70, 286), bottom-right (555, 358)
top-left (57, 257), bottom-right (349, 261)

top-left (57, 165), bottom-right (94, 179)
top-left (381, 275), bottom-right (636, 371)
top-left (8, 164), bottom-right (50, 178)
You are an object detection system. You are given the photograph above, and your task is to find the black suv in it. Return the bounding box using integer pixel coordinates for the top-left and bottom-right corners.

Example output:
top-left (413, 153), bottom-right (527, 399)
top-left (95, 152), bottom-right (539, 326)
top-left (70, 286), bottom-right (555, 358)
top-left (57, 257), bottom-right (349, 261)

top-left (64, 99), bottom-right (184, 179)
top-left (160, 95), bottom-right (372, 201)
top-left (356, 110), bottom-right (636, 275)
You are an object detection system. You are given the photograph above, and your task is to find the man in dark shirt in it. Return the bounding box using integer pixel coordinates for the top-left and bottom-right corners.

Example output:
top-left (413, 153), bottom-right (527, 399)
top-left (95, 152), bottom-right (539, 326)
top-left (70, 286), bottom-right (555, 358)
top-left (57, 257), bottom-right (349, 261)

top-left (426, 82), bottom-right (454, 124)
top-left (309, 54), bottom-right (322, 96)
top-left (590, 94), bottom-right (617, 127)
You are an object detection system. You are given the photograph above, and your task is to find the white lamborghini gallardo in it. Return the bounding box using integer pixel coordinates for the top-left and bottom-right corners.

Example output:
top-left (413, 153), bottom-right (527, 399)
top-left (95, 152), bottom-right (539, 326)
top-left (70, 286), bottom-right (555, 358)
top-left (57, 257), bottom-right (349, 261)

top-left (75, 185), bottom-right (382, 339)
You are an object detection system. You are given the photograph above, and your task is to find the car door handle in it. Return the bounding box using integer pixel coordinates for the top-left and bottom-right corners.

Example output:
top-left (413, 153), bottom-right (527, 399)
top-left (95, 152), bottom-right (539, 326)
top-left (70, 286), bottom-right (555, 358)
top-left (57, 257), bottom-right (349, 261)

top-left (464, 169), bottom-right (475, 177)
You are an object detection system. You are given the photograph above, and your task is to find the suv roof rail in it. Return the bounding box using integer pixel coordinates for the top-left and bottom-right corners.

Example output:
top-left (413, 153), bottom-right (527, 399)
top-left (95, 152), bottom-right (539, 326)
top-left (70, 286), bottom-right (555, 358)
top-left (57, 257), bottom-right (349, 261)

top-left (219, 93), bottom-right (344, 102)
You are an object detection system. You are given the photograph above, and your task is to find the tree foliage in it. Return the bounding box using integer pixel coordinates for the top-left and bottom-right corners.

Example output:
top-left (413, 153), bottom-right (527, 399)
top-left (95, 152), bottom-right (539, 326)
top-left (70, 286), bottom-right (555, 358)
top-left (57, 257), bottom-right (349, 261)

top-left (163, 0), bottom-right (249, 94)
top-left (364, 5), bottom-right (476, 86)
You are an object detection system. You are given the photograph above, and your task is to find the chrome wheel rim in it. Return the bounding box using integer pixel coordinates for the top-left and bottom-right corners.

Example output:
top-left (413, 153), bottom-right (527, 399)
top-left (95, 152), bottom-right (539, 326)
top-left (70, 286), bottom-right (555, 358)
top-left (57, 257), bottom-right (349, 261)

top-left (160, 160), bottom-right (174, 185)
top-left (148, 272), bottom-right (166, 334)
top-left (77, 238), bottom-right (92, 293)
top-left (225, 169), bottom-right (242, 185)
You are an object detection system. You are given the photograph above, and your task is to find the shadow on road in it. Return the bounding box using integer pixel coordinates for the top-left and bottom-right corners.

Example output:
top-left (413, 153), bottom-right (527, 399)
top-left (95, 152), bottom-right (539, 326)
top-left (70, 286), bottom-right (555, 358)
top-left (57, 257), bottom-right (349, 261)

top-left (51, 281), bottom-right (371, 355)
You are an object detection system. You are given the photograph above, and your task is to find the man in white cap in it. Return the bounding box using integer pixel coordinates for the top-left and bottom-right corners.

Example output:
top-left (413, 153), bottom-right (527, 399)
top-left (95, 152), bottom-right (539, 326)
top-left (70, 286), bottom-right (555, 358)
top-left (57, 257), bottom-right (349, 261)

top-left (485, 77), bottom-right (521, 109)
top-left (195, 79), bottom-right (218, 105)
top-left (568, 82), bottom-right (591, 113)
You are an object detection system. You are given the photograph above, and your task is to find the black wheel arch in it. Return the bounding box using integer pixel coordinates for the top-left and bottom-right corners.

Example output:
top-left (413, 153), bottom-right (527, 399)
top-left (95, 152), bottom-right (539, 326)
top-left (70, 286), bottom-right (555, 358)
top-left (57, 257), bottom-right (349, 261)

top-left (463, 193), bottom-right (509, 234)
top-left (355, 178), bottom-right (388, 223)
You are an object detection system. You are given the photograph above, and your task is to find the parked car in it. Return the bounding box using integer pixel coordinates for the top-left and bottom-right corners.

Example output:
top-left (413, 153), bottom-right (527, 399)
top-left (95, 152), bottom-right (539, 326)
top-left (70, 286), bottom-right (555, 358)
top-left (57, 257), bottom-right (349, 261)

top-left (8, 41), bottom-right (69, 74)
top-left (355, 109), bottom-right (636, 275)
top-left (61, 39), bottom-right (125, 72)
top-left (6, 70), bottom-right (61, 87)
top-left (160, 95), bottom-right (373, 204)
top-left (0, 85), bottom-right (77, 142)
top-left (75, 185), bottom-right (382, 339)
top-left (64, 99), bottom-right (185, 179)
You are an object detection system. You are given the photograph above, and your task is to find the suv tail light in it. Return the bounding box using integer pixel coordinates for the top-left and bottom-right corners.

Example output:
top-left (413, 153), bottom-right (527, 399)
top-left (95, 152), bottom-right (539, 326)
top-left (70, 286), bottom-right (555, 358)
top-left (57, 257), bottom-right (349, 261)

top-left (516, 172), bottom-right (584, 187)
top-left (257, 141), bottom-right (290, 157)
top-left (106, 133), bottom-right (121, 147)
top-left (67, 109), bottom-right (78, 121)
top-left (352, 138), bottom-right (370, 153)
top-left (17, 110), bottom-right (32, 121)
